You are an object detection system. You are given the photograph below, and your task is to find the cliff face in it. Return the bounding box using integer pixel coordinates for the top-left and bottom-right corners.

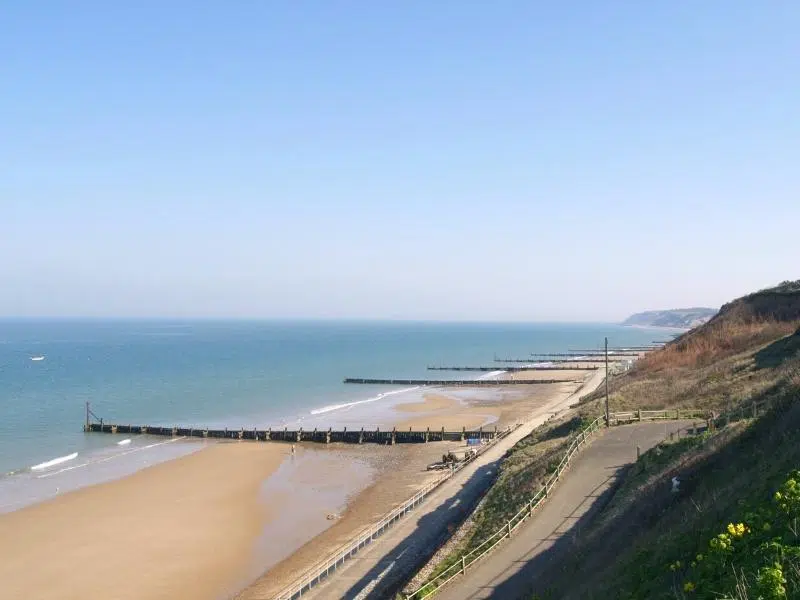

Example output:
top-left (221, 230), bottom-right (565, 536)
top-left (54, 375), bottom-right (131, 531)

top-left (621, 307), bottom-right (717, 329)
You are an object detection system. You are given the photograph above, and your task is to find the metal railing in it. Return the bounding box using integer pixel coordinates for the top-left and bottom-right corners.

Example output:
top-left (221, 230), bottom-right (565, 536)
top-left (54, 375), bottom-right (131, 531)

top-left (608, 408), bottom-right (707, 425)
top-left (273, 425), bottom-right (518, 600)
top-left (275, 407), bottom-right (714, 600)
top-left (404, 415), bottom-right (606, 599)
top-left (403, 408), bottom-right (716, 598)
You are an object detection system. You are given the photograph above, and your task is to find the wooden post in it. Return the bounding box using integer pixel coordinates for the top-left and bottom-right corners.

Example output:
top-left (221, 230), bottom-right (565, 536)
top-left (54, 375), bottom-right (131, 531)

top-left (507, 520), bottom-right (512, 538)
top-left (425, 427), bottom-right (429, 443)
top-left (752, 402), bottom-right (757, 418)
top-left (461, 556), bottom-right (466, 574)
top-left (604, 337), bottom-right (610, 426)
top-left (85, 401), bottom-right (90, 431)
top-left (637, 409), bottom-right (642, 422)
top-left (636, 445), bottom-right (641, 460)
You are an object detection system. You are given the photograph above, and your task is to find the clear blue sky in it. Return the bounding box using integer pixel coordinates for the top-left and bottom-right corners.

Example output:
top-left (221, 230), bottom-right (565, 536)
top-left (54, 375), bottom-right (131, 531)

top-left (2, 2), bottom-right (798, 321)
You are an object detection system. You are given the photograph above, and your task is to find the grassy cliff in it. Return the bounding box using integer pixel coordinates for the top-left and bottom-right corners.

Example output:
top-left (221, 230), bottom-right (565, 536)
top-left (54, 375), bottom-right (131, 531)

top-left (526, 281), bottom-right (800, 599)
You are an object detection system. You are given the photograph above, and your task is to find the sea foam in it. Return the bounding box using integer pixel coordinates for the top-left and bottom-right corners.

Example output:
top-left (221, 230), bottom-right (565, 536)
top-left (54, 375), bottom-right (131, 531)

top-left (310, 386), bottom-right (421, 415)
top-left (30, 452), bottom-right (78, 471)
top-left (476, 370), bottom-right (506, 380)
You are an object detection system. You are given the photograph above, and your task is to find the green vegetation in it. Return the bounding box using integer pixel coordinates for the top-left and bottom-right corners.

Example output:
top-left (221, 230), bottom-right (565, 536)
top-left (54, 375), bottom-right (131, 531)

top-left (408, 281), bottom-right (800, 600)
top-left (414, 414), bottom-right (589, 591)
top-left (522, 281), bottom-right (800, 599)
top-left (668, 470), bottom-right (800, 599)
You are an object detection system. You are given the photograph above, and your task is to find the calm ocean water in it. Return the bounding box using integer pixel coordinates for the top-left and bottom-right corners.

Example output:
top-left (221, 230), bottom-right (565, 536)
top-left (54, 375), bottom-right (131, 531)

top-left (0, 320), bottom-right (663, 511)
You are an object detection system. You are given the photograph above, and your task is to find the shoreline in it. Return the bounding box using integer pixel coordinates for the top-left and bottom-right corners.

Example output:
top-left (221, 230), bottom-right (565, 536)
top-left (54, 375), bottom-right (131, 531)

top-left (239, 368), bottom-right (597, 597)
top-left (0, 366), bottom-right (612, 600)
top-left (0, 441), bottom-right (290, 600)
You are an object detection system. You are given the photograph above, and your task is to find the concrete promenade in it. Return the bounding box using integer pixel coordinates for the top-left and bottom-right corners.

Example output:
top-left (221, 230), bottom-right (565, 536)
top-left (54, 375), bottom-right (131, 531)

top-left (435, 420), bottom-right (693, 600)
top-left (296, 369), bottom-right (608, 599)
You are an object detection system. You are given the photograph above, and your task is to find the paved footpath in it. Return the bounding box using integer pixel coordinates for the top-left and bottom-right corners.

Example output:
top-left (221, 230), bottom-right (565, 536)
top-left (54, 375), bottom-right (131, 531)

top-left (436, 420), bottom-right (693, 600)
top-left (299, 371), bottom-right (609, 600)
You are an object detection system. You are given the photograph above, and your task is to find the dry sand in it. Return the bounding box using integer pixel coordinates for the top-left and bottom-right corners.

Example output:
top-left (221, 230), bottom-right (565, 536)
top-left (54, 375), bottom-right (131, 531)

top-left (0, 441), bottom-right (290, 600)
top-left (241, 369), bottom-right (595, 597)
top-left (393, 393), bottom-right (498, 430)
top-left (1, 368), bottom-right (601, 600)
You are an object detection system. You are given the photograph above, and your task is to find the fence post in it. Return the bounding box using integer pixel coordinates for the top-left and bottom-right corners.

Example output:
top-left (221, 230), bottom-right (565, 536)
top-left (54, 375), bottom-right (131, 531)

top-left (461, 555), bottom-right (466, 575)
top-left (637, 409), bottom-right (642, 422)
top-left (752, 402), bottom-right (757, 418)
top-left (636, 445), bottom-right (641, 461)
top-left (507, 520), bottom-right (512, 538)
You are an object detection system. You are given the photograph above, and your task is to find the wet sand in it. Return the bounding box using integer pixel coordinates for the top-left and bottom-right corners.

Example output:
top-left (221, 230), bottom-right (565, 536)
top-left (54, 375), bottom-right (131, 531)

top-left (241, 370), bottom-right (595, 597)
top-left (0, 441), bottom-right (289, 600)
top-left (0, 369), bottom-right (599, 600)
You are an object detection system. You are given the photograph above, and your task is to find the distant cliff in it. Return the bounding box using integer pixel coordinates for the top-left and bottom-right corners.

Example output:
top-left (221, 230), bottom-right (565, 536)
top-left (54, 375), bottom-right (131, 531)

top-left (621, 307), bottom-right (717, 329)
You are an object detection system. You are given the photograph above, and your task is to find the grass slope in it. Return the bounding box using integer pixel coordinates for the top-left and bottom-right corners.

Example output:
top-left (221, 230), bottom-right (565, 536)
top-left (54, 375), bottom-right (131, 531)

top-left (522, 282), bottom-right (800, 599)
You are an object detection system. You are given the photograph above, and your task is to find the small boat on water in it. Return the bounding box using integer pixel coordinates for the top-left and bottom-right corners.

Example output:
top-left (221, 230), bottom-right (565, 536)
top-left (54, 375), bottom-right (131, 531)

top-left (30, 355), bottom-right (45, 361)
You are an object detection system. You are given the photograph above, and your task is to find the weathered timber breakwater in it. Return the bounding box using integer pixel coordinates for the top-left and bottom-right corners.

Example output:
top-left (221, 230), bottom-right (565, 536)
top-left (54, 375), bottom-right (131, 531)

top-left (84, 422), bottom-right (504, 444)
top-left (494, 357), bottom-right (610, 363)
top-left (426, 365), bottom-right (599, 372)
top-left (529, 352), bottom-right (640, 358)
top-left (342, 378), bottom-right (579, 385)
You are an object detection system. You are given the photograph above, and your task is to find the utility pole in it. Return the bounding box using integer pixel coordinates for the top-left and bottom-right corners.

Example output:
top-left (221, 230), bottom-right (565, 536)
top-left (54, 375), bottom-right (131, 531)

top-left (605, 337), bottom-right (610, 427)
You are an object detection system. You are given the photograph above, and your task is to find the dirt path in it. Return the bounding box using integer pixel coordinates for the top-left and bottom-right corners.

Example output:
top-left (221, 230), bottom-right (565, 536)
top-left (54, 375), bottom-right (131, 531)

top-left (435, 421), bottom-right (694, 600)
top-left (297, 369), bottom-right (608, 599)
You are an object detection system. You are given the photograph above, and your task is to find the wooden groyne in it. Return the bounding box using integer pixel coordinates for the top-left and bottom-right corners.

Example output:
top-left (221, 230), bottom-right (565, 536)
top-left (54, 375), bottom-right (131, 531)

top-left (570, 346), bottom-right (658, 352)
top-left (84, 422), bottom-right (503, 445)
top-left (494, 357), bottom-right (610, 364)
top-left (342, 378), bottom-right (579, 385)
top-left (427, 365), bottom-right (599, 372)
top-left (530, 352), bottom-right (640, 358)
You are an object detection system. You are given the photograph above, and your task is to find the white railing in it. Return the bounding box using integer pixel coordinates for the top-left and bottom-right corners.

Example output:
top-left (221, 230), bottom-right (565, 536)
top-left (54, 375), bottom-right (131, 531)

top-left (273, 425), bottom-right (518, 600)
top-left (403, 415), bottom-right (605, 599)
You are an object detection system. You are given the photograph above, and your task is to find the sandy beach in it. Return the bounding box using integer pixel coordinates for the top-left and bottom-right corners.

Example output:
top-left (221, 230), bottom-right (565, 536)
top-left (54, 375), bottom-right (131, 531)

top-left (0, 441), bottom-right (288, 600)
top-left (241, 368), bottom-right (597, 597)
top-left (0, 367), bottom-right (604, 600)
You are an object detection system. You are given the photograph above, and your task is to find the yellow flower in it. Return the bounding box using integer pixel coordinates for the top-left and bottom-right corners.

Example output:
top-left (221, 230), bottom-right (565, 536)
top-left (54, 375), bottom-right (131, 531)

top-left (696, 554), bottom-right (704, 562)
top-left (684, 581), bottom-right (696, 592)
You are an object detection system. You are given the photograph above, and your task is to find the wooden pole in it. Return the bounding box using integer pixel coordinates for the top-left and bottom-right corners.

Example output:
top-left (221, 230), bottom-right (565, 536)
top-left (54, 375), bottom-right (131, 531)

top-left (85, 401), bottom-right (90, 431)
top-left (604, 337), bottom-right (610, 426)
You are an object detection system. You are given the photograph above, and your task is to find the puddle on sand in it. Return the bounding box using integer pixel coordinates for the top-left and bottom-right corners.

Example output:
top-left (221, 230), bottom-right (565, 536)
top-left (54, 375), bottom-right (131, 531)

top-left (248, 445), bottom-right (375, 582)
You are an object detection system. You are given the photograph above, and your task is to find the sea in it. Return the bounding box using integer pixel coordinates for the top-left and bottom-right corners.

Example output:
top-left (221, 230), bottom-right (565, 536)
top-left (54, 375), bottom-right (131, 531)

top-left (0, 319), bottom-right (665, 512)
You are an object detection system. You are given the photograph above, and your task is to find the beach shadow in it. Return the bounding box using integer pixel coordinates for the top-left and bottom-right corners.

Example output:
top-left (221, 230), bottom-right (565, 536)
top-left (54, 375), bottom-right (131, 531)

top-left (336, 456), bottom-right (505, 600)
